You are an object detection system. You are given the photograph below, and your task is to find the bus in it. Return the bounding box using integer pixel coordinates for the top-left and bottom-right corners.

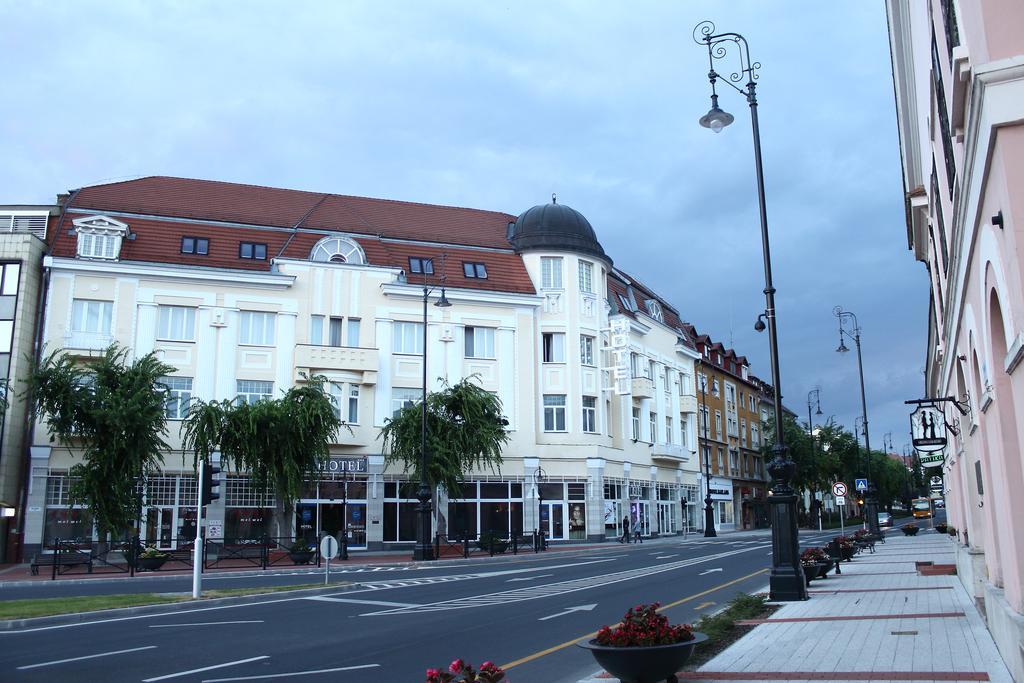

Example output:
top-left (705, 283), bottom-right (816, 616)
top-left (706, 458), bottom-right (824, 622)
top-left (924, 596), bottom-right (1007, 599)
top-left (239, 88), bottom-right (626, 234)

top-left (912, 497), bottom-right (934, 519)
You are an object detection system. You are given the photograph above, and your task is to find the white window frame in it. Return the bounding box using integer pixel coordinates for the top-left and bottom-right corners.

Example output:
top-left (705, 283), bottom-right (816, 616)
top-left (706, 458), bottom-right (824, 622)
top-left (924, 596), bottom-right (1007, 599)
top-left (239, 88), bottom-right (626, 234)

top-left (329, 381), bottom-right (360, 424)
top-left (578, 260), bottom-right (593, 293)
top-left (580, 335), bottom-right (595, 366)
top-left (582, 396), bottom-right (597, 433)
top-left (464, 327), bottom-right (496, 359)
top-left (391, 388), bottom-right (420, 417)
top-left (71, 299), bottom-right (113, 335)
top-left (541, 257), bottom-right (563, 289)
top-left (236, 379), bottom-right (273, 405)
top-left (73, 216), bottom-right (128, 261)
top-left (631, 407), bottom-right (641, 441)
top-left (157, 306), bottom-right (197, 342)
top-left (346, 318), bottom-right (361, 347)
top-left (239, 311), bottom-right (276, 346)
top-left (161, 376), bottom-right (192, 420)
top-left (542, 332), bottom-right (565, 363)
top-left (309, 236), bottom-right (366, 264)
top-left (393, 322), bottom-right (424, 355)
top-left (543, 394), bottom-right (567, 432)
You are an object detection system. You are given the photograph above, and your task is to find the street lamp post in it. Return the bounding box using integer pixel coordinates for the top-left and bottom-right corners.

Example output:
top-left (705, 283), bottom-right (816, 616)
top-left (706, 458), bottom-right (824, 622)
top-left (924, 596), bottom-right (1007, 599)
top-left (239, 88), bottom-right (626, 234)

top-left (834, 306), bottom-right (879, 536)
top-left (412, 281), bottom-right (451, 562)
top-left (698, 371), bottom-right (717, 538)
top-left (535, 466), bottom-right (546, 551)
top-left (340, 468), bottom-right (349, 561)
top-left (807, 388), bottom-right (823, 531)
top-left (694, 21), bottom-right (805, 600)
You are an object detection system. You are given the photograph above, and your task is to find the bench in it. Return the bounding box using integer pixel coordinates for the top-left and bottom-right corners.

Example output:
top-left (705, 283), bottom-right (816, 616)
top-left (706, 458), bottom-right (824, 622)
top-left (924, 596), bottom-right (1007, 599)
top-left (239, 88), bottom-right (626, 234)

top-left (30, 551), bottom-right (93, 576)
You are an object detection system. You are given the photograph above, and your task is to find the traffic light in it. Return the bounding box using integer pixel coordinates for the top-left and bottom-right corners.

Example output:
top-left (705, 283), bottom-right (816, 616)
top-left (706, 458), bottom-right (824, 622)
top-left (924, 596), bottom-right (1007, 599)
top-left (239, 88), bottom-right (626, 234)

top-left (857, 497), bottom-right (864, 506)
top-left (201, 463), bottom-right (221, 506)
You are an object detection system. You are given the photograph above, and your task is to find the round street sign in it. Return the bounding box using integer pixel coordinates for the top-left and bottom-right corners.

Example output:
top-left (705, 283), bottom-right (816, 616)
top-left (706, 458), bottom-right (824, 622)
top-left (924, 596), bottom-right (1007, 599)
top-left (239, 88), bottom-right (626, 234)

top-left (832, 482), bottom-right (848, 497)
top-left (320, 535), bottom-right (339, 560)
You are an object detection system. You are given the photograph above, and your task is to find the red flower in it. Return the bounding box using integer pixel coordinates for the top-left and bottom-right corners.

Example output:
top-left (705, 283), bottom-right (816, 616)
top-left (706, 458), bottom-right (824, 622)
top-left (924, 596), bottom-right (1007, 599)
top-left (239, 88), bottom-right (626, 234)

top-left (449, 659), bottom-right (466, 673)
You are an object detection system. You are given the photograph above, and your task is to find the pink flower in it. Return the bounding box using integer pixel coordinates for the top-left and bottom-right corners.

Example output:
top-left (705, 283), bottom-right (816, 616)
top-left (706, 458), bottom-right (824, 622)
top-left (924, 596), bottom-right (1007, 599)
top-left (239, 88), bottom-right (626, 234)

top-left (426, 668), bottom-right (442, 683)
top-left (449, 659), bottom-right (466, 674)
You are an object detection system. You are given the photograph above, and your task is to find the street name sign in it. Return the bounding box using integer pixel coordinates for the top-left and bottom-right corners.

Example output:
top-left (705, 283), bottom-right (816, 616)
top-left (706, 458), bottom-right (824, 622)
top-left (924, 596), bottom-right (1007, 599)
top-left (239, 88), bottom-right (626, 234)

top-left (832, 482), bottom-right (847, 497)
top-left (855, 478), bottom-right (868, 491)
top-left (835, 496), bottom-right (846, 506)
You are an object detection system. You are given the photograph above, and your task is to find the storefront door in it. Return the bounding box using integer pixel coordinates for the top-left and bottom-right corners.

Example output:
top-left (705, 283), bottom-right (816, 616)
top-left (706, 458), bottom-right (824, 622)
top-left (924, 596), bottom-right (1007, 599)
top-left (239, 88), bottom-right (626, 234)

top-left (631, 501), bottom-right (651, 537)
top-left (540, 502), bottom-right (564, 541)
top-left (657, 501), bottom-right (675, 535)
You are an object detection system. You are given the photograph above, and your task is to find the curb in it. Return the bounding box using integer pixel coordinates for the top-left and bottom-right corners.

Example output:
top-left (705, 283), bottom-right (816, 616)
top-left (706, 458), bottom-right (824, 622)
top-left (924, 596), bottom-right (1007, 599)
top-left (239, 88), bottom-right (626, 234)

top-left (0, 582), bottom-right (365, 632)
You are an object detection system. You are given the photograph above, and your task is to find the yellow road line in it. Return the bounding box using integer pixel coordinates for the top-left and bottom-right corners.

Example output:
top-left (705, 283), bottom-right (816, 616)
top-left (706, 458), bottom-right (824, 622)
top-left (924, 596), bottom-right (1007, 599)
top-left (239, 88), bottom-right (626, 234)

top-left (499, 567), bottom-right (768, 671)
top-left (695, 601), bottom-right (716, 610)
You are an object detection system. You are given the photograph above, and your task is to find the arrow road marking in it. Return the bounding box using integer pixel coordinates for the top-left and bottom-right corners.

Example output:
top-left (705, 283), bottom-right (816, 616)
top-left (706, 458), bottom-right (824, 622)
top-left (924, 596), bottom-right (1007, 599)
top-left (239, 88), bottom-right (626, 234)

top-left (538, 604), bottom-right (597, 621)
top-left (507, 574), bottom-right (553, 583)
top-left (699, 568), bottom-right (723, 575)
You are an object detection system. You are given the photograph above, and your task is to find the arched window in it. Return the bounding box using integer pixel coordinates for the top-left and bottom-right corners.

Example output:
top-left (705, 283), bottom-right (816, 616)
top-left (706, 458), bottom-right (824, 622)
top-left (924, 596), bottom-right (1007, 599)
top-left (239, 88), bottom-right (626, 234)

top-left (310, 236), bottom-right (365, 265)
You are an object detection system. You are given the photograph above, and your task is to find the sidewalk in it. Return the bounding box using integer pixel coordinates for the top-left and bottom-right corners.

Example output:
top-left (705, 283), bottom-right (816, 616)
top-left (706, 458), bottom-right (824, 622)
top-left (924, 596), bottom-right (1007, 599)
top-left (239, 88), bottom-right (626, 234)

top-left (578, 530), bottom-right (1014, 683)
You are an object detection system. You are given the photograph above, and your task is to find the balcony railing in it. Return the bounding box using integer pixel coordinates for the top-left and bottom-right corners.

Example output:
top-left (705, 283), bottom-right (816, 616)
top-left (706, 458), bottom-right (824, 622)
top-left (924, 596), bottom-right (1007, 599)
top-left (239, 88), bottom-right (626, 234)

top-left (631, 377), bottom-right (655, 399)
top-left (678, 394), bottom-right (698, 413)
top-left (64, 332), bottom-right (114, 352)
top-left (294, 344), bottom-right (379, 382)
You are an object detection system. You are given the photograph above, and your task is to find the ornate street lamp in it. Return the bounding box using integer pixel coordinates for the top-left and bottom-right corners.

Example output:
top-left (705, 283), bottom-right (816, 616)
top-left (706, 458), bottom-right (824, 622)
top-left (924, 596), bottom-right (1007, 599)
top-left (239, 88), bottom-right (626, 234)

top-left (694, 20), bottom-right (805, 600)
top-left (807, 388), bottom-right (823, 531)
top-left (535, 466), bottom-right (547, 550)
top-left (412, 279), bottom-right (451, 562)
top-left (834, 306), bottom-right (879, 536)
top-left (697, 369), bottom-right (717, 537)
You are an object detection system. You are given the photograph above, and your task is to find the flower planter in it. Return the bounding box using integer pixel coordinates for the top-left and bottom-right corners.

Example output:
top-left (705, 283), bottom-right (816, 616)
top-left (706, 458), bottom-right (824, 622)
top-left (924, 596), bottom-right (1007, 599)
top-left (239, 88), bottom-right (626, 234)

top-left (578, 632), bottom-right (708, 683)
top-left (902, 526), bottom-right (919, 536)
top-left (818, 560), bottom-right (834, 578)
top-left (802, 563), bottom-right (820, 586)
top-left (136, 556), bottom-right (167, 571)
top-left (840, 547), bottom-right (854, 561)
top-left (288, 551), bottom-right (314, 565)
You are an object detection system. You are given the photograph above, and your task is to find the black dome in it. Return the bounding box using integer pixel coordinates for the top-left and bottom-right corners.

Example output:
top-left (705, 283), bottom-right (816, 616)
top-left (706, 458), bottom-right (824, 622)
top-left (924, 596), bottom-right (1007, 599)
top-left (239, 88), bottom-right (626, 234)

top-left (509, 201), bottom-right (609, 262)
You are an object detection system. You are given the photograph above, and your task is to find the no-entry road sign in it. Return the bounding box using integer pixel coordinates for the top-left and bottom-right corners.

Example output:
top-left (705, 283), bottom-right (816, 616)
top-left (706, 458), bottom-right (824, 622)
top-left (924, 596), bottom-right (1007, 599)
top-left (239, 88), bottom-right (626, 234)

top-left (832, 482), bottom-right (848, 497)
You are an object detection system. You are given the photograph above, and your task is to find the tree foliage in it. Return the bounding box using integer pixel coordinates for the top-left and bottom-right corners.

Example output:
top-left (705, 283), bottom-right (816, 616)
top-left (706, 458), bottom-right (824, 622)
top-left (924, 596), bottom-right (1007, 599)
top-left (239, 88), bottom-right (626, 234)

top-left (379, 377), bottom-right (510, 496)
top-left (182, 375), bottom-right (343, 509)
top-left (27, 345), bottom-right (175, 536)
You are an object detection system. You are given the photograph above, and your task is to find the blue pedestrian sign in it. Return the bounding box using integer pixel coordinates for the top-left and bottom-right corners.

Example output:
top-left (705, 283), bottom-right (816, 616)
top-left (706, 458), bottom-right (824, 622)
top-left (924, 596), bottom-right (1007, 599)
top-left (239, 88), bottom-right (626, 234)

top-left (855, 478), bottom-right (868, 491)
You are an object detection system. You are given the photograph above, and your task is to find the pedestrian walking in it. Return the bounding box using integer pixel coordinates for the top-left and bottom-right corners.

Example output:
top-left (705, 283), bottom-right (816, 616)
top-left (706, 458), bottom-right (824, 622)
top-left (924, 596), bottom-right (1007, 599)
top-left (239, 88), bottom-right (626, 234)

top-left (619, 515), bottom-right (630, 543)
top-left (632, 517), bottom-right (642, 543)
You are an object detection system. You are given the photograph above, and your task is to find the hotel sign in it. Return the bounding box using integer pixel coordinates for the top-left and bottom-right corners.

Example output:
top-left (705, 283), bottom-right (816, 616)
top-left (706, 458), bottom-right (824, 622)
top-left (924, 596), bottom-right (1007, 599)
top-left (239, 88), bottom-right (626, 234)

top-left (609, 318), bottom-right (631, 396)
top-left (327, 457), bottom-right (367, 474)
top-left (910, 404), bottom-right (946, 452)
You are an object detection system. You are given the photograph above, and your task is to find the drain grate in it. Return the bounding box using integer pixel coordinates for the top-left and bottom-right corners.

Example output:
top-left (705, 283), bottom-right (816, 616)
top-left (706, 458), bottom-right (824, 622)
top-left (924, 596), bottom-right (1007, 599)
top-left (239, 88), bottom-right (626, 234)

top-left (891, 630), bottom-right (919, 636)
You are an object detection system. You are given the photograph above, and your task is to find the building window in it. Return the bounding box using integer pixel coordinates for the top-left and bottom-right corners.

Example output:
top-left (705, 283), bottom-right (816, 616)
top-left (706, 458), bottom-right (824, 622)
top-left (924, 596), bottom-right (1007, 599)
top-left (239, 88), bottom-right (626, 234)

top-left (730, 449), bottom-right (739, 474)
top-left (328, 317), bottom-right (344, 347)
top-left (542, 332), bottom-right (565, 363)
top-left (236, 379), bottom-right (273, 405)
top-left (543, 394), bottom-right (566, 431)
top-left (181, 236), bottom-right (209, 255)
top-left (70, 299), bottom-right (113, 347)
top-left (541, 257), bottom-right (563, 289)
top-left (751, 425), bottom-right (760, 447)
top-left (649, 413), bottom-right (657, 443)
top-left (157, 306), bottom-right (196, 342)
top-left (749, 395), bottom-right (756, 411)
top-left (715, 411), bottom-right (723, 440)
top-left (462, 262), bottom-right (487, 279)
top-left (582, 396), bottom-right (597, 433)
top-left (665, 417), bottom-right (673, 444)
top-left (330, 382), bottom-right (359, 423)
top-left (680, 415), bottom-right (689, 448)
top-left (740, 418), bottom-right (747, 446)
top-left (161, 376), bottom-right (192, 419)
top-left (717, 447), bottom-right (724, 470)
top-left (645, 300), bottom-right (663, 322)
top-left (464, 326), bottom-right (496, 359)
top-left (578, 260), bottom-right (593, 293)
top-left (78, 233), bottom-right (119, 259)
top-left (310, 236), bottom-right (365, 264)
top-left (408, 257), bottom-right (433, 275)
top-left (617, 293), bottom-right (632, 312)
top-left (393, 322), bottom-right (424, 354)
top-left (239, 243), bottom-right (267, 260)
top-left (239, 311), bottom-right (275, 345)
top-left (580, 335), bottom-right (595, 366)
top-left (310, 315), bottom-right (324, 344)
top-left (391, 388), bottom-right (420, 417)
top-left (711, 379), bottom-right (720, 397)
top-left (632, 407), bottom-right (641, 440)
top-left (347, 319), bottom-right (361, 347)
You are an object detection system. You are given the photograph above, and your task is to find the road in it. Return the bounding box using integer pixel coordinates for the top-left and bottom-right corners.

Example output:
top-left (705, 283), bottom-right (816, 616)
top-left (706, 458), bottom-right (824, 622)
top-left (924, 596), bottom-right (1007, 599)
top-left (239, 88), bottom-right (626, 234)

top-left (0, 528), bottom-right (858, 682)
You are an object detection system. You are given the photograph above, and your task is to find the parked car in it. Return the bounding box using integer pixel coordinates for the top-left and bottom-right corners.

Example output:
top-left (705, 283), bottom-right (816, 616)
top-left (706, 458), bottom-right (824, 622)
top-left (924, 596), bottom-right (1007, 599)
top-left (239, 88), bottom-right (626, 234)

top-left (934, 499), bottom-right (945, 509)
top-left (877, 512), bottom-right (893, 527)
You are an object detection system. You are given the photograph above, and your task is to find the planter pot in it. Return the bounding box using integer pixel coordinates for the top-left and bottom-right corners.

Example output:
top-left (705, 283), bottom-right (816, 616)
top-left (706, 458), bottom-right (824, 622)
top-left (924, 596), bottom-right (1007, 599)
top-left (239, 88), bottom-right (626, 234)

top-left (288, 551), bottom-right (314, 565)
top-left (840, 547), bottom-right (854, 561)
top-left (137, 556), bottom-right (167, 571)
top-left (578, 632), bottom-right (708, 683)
top-left (818, 560), bottom-right (834, 578)
top-left (802, 563), bottom-right (820, 586)
top-left (902, 527), bottom-right (919, 536)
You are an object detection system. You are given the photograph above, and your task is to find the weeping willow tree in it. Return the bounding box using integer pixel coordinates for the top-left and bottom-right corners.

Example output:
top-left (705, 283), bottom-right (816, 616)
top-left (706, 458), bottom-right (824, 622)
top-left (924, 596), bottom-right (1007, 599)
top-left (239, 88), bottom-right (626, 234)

top-left (27, 345), bottom-right (175, 539)
top-left (181, 375), bottom-right (343, 511)
top-left (379, 377), bottom-right (510, 496)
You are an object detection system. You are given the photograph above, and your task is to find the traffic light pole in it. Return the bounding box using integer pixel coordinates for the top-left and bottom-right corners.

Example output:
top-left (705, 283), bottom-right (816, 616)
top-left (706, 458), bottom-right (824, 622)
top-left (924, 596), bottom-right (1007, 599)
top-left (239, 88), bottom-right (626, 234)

top-left (192, 459), bottom-right (206, 599)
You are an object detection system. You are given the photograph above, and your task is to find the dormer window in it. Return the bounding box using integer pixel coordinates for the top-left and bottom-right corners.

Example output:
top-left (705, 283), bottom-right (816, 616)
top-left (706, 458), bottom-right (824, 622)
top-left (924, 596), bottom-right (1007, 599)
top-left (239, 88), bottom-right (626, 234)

top-left (645, 299), bottom-right (663, 322)
top-left (462, 262), bottom-right (487, 279)
top-left (73, 216), bottom-right (129, 261)
top-left (409, 257), bottom-right (433, 275)
top-left (310, 236), bottom-right (365, 265)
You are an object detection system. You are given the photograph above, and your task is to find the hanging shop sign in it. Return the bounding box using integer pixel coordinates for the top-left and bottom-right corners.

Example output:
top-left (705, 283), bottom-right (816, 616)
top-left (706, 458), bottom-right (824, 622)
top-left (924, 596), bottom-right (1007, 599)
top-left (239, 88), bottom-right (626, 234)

top-left (327, 457), bottom-right (367, 474)
top-left (910, 404), bottom-right (946, 452)
top-left (919, 452), bottom-right (945, 468)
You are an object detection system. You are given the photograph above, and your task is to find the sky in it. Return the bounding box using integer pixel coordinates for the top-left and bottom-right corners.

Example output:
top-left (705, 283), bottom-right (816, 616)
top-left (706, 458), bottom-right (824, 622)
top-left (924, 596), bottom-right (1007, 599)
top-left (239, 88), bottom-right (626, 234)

top-left (0, 1), bottom-right (929, 455)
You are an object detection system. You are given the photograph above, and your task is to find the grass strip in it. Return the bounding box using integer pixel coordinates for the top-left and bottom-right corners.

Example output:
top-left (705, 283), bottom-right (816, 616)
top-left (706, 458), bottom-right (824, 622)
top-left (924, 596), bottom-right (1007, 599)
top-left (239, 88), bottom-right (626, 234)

top-left (684, 592), bottom-right (777, 670)
top-left (0, 582), bottom-right (344, 620)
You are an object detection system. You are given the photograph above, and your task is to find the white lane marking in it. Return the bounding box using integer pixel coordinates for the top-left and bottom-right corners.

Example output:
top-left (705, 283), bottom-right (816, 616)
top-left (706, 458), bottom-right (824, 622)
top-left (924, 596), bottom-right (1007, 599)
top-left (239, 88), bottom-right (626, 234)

top-left (363, 544), bottom-right (770, 615)
top-left (506, 574), bottom-right (553, 583)
top-left (304, 597), bottom-right (419, 608)
top-left (142, 656), bottom-right (269, 682)
top-left (149, 621), bottom-right (265, 628)
top-left (203, 664), bottom-right (380, 682)
top-left (537, 604), bottom-right (597, 621)
top-left (699, 568), bottom-right (723, 575)
top-left (655, 555), bottom-right (678, 560)
top-left (17, 645), bottom-right (157, 670)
